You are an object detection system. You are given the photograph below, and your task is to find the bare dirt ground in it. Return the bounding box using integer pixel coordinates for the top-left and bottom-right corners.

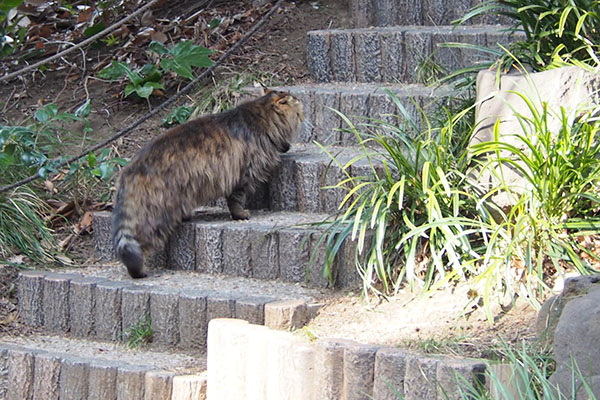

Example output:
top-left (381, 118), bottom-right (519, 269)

top-left (0, 0), bottom-right (539, 359)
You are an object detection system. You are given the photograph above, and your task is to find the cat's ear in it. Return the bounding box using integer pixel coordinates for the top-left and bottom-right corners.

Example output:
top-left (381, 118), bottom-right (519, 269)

top-left (274, 93), bottom-right (290, 105)
top-left (257, 82), bottom-right (272, 97)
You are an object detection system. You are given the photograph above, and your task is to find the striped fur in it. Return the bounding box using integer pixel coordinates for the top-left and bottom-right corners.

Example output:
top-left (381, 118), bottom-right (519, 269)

top-left (112, 91), bottom-right (304, 278)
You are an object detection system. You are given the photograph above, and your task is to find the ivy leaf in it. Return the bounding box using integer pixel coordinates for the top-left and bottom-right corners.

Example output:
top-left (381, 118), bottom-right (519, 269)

top-left (34, 104), bottom-right (59, 123)
top-left (98, 61), bottom-right (129, 80)
top-left (149, 40), bottom-right (169, 55)
top-left (84, 21), bottom-right (106, 38)
top-left (132, 81), bottom-right (164, 99)
top-left (160, 41), bottom-right (214, 80)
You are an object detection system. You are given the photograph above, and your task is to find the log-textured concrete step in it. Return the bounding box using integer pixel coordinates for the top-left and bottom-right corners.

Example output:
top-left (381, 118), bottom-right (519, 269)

top-left (0, 335), bottom-right (205, 400)
top-left (93, 207), bottom-right (364, 288)
top-left (350, 0), bottom-right (513, 27)
top-left (17, 269), bottom-right (329, 352)
top-left (247, 83), bottom-right (456, 145)
top-left (307, 25), bottom-right (523, 83)
top-left (209, 318), bottom-right (490, 400)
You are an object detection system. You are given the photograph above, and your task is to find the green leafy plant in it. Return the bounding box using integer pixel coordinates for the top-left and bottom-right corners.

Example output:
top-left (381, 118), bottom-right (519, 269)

top-left (149, 40), bottom-right (214, 80)
top-left (98, 61), bottom-right (165, 99)
top-left (317, 91), bottom-right (490, 298)
top-left (98, 40), bottom-right (214, 99)
top-left (456, 0), bottom-right (600, 70)
top-left (123, 314), bottom-right (153, 349)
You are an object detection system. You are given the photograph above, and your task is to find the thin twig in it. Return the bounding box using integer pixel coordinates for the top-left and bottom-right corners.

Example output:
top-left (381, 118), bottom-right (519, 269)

top-left (0, 0), bottom-right (161, 83)
top-left (0, 0), bottom-right (285, 195)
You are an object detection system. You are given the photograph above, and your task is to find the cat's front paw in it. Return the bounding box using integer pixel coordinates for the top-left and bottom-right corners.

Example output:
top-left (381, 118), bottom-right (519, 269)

top-left (231, 208), bottom-right (250, 220)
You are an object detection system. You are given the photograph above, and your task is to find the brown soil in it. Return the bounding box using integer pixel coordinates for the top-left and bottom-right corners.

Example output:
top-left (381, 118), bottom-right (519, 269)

top-left (0, 0), bottom-right (538, 359)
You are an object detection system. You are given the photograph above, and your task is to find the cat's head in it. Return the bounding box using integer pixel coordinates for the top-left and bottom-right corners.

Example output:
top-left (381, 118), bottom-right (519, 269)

top-left (266, 90), bottom-right (304, 125)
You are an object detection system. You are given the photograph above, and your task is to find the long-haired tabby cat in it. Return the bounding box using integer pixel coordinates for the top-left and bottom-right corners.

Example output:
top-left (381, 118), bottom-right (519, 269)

top-left (112, 90), bottom-right (304, 278)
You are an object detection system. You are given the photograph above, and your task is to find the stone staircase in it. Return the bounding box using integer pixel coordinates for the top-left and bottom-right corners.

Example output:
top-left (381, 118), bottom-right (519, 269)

top-left (6, 1), bottom-right (522, 398)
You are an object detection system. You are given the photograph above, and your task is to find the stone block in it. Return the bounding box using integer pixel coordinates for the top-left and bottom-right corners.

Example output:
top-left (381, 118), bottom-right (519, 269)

top-left (374, 0), bottom-right (400, 26)
top-left (168, 222), bottom-right (196, 270)
top-left (59, 357), bottom-right (89, 400)
top-left (248, 226), bottom-right (279, 280)
top-left (207, 292), bottom-right (238, 321)
top-left (368, 91), bottom-right (399, 127)
top-left (17, 271), bottom-right (45, 327)
top-left (145, 370), bottom-right (174, 400)
top-left (69, 276), bottom-right (104, 337)
top-left (308, 231), bottom-right (335, 288)
top-left (315, 339), bottom-right (349, 400)
top-left (403, 28), bottom-right (433, 82)
top-left (339, 90), bottom-right (370, 145)
top-left (269, 154), bottom-right (299, 211)
top-left (32, 352), bottom-right (61, 400)
top-left (245, 324), bottom-right (270, 399)
top-left (121, 285), bottom-right (151, 335)
top-left (6, 348), bottom-right (34, 400)
top-left (266, 332), bottom-right (316, 400)
top-left (343, 343), bottom-right (378, 400)
top-left (246, 182), bottom-right (270, 209)
top-left (312, 88), bottom-right (342, 144)
top-left (43, 273), bottom-right (75, 333)
top-left (222, 224), bottom-right (252, 277)
top-left (337, 236), bottom-right (366, 290)
top-left (178, 290), bottom-right (208, 350)
top-left (235, 296), bottom-right (276, 325)
top-left (264, 299), bottom-right (308, 331)
top-left (87, 361), bottom-right (119, 400)
top-left (207, 319), bottom-right (249, 400)
top-left (116, 364), bottom-right (146, 400)
top-left (288, 87), bottom-right (314, 144)
top-left (307, 31), bottom-right (332, 83)
top-left (350, 0), bottom-right (373, 27)
top-left (278, 229), bottom-right (310, 284)
top-left (423, 0), bottom-right (470, 25)
top-left (195, 222), bottom-right (224, 273)
top-left (94, 281), bottom-right (128, 341)
top-left (380, 30), bottom-right (406, 83)
top-left (150, 288), bottom-right (180, 346)
top-left (373, 347), bottom-right (409, 400)
top-left (330, 31), bottom-right (356, 82)
top-left (356, 31), bottom-right (382, 83)
top-left (92, 211), bottom-right (114, 260)
top-left (296, 156), bottom-right (325, 213)
top-left (320, 160), bottom-right (347, 214)
top-left (0, 348), bottom-right (8, 400)
top-left (437, 358), bottom-right (486, 399)
top-left (404, 356), bottom-right (439, 400)
top-left (395, 0), bottom-right (423, 25)
top-left (172, 374), bottom-right (207, 400)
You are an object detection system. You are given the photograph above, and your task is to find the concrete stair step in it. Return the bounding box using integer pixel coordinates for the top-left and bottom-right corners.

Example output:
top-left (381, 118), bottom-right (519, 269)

top-left (0, 334), bottom-right (206, 400)
top-left (307, 25), bottom-right (523, 83)
top-left (252, 144), bottom-right (385, 214)
top-left (350, 0), bottom-right (513, 27)
top-left (248, 83), bottom-right (456, 145)
top-left (93, 207), bottom-right (364, 288)
top-left (17, 269), bottom-right (330, 353)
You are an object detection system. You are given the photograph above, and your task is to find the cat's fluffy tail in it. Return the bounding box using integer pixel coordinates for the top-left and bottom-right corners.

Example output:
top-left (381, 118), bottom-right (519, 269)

top-left (113, 228), bottom-right (146, 279)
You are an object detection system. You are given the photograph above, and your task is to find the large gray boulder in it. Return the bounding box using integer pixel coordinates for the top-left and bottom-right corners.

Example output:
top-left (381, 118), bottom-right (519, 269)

top-left (536, 275), bottom-right (600, 398)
